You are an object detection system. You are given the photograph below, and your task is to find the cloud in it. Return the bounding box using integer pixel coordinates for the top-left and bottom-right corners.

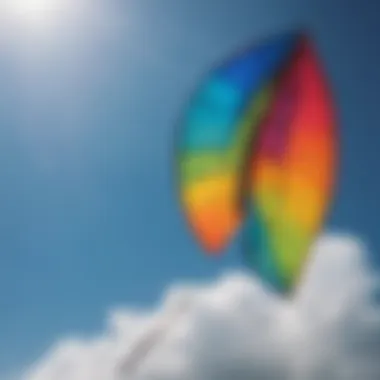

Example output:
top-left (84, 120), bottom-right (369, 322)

top-left (19, 234), bottom-right (380, 380)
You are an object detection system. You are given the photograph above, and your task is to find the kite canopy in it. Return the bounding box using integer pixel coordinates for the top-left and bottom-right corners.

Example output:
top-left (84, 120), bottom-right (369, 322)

top-left (176, 31), bottom-right (336, 294)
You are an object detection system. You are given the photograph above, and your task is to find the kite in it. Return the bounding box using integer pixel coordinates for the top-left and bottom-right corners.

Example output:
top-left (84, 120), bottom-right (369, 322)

top-left (177, 31), bottom-right (337, 294)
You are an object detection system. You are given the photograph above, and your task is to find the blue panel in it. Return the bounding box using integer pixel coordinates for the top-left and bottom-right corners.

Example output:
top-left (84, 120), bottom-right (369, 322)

top-left (182, 77), bottom-right (242, 150)
top-left (218, 32), bottom-right (299, 92)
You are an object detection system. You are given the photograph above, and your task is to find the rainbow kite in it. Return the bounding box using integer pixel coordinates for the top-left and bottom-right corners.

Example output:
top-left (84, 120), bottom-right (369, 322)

top-left (176, 31), bottom-right (337, 294)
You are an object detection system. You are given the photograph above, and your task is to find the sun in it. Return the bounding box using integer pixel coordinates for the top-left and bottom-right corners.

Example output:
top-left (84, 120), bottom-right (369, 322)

top-left (14, 0), bottom-right (52, 13)
top-left (4, 0), bottom-right (65, 26)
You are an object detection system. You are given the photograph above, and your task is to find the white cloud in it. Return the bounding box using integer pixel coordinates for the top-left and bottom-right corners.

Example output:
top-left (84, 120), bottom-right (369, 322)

top-left (19, 234), bottom-right (380, 380)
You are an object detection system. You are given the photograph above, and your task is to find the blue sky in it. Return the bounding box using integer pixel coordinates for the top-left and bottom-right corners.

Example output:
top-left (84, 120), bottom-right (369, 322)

top-left (0, 0), bottom-right (379, 374)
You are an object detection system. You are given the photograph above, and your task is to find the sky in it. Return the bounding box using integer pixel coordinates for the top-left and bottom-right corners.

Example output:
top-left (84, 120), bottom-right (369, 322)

top-left (0, 0), bottom-right (379, 377)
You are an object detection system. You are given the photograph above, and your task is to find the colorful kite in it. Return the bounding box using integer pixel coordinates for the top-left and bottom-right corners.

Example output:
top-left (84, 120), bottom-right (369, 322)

top-left (177, 31), bottom-right (337, 294)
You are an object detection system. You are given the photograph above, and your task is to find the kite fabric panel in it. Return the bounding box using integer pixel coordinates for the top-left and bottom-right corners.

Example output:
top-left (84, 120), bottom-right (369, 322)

top-left (178, 33), bottom-right (300, 252)
top-left (176, 31), bottom-right (337, 294)
top-left (243, 37), bottom-right (336, 293)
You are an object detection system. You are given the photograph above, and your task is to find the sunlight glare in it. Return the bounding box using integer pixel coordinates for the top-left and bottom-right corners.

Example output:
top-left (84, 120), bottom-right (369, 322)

top-left (4, 0), bottom-right (65, 26)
